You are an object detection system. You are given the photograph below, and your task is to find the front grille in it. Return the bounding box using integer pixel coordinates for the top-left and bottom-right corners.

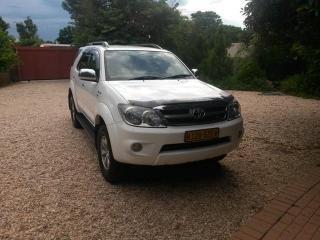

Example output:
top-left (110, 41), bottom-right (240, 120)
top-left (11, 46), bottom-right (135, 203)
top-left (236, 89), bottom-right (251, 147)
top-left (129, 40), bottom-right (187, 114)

top-left (156, 100), bottom-right (228, 126)
top-left (160, 137), bottom-right (230, 153)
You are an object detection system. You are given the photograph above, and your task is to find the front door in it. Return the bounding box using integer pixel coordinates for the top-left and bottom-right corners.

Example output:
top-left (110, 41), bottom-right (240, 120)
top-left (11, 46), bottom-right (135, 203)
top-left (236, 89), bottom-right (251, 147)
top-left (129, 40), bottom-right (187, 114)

top-left (74, 51), bottom-right (90, 115)
top-left (80, 49), bottom-right (101, 123)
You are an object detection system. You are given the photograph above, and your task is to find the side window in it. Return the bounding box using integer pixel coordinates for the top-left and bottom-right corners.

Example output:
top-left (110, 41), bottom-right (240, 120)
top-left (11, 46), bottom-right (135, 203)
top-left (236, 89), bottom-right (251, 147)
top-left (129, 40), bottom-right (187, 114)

top-left (88, 50), bottom-right (100, 78)
top-left (77, 52), bottom-right (90, 70)
top-left (88, 50), bottom-right (100, 72)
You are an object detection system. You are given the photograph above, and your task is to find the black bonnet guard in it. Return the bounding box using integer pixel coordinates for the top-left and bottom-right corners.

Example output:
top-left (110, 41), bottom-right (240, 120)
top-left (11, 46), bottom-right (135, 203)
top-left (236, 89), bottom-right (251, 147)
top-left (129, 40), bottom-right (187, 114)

top-left (128, 95), bottom-right (234, 109)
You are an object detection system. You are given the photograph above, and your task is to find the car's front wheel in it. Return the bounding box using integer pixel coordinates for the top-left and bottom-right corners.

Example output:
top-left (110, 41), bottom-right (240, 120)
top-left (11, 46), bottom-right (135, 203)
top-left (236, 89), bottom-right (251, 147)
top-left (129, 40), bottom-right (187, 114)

top-left (97, 125), bottom-right (122, 183)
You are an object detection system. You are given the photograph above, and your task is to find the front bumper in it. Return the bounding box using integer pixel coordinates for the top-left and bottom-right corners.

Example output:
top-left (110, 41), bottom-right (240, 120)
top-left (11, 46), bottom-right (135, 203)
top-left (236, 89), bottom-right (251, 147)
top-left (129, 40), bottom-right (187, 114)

top-left (108, 118), bottom-right (244, 166)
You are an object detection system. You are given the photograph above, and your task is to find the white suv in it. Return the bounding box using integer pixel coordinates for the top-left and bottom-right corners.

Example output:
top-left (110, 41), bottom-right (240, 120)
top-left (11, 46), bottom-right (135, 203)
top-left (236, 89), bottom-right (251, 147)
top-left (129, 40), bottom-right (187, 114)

top-left (68, 42), bottom-right (244, 183)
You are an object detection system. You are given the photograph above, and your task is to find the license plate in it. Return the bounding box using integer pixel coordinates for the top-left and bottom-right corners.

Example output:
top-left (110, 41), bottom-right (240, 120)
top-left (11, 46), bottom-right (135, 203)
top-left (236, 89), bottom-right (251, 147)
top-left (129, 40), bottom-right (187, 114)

top-left (185, 128), bottom-right (219, 143)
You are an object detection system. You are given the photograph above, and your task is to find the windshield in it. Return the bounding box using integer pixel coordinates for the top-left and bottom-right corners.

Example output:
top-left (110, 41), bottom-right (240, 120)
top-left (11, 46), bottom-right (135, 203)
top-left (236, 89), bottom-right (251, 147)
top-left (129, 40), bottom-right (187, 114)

top-left (105, 50), bottom-right (194, 80)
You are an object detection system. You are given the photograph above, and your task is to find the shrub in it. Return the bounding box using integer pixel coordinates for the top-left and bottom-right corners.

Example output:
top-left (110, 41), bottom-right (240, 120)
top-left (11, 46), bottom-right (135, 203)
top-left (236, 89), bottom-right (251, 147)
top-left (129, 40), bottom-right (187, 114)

top-left (280, 74), bottom-right (304, 94)
top-left (280, 74), bottom-right (319, 98)
top-left (0, 30), bottom-right (16, 73)
top-left (211, 57), bottom-right (270, 91)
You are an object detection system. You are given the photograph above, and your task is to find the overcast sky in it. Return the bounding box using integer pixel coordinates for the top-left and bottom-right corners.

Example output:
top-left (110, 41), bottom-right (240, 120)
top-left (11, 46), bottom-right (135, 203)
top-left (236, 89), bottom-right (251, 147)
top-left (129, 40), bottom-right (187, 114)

top-left (0, 0), bottom-right (247, 41)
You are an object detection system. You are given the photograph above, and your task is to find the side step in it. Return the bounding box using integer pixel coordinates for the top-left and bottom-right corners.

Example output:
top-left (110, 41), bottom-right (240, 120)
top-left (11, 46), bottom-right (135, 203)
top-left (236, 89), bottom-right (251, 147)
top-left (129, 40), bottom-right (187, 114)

top-left (76, 113), bottom-right (96, 143)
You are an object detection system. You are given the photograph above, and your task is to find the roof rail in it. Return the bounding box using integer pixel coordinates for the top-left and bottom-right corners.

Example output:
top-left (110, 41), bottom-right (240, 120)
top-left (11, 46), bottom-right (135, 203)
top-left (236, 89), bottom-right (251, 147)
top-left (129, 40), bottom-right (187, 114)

top-left (88, 41), bottom-right (109, 47)
top-left (130, 44), bottom-right (162, 49)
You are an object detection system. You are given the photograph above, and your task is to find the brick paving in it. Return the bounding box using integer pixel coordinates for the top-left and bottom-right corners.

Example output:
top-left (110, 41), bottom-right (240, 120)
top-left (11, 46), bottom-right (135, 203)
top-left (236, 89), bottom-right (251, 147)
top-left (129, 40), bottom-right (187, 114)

top-left (231, 168), bottom-right (320, 240)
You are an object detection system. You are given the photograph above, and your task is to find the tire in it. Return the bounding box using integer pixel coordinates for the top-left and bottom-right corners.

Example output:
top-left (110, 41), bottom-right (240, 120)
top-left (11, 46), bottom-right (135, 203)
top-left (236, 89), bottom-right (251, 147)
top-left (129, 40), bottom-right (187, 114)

top-left (69, 95), bottom-right (82, 129)
top-left (97, 125), bottom-right (122, 183)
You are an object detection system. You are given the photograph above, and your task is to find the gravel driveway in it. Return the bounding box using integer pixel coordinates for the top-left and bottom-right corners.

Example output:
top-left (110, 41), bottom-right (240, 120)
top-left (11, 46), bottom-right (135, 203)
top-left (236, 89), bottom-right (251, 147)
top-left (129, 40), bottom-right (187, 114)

top-left (1, 80), bottom-right (319, 240)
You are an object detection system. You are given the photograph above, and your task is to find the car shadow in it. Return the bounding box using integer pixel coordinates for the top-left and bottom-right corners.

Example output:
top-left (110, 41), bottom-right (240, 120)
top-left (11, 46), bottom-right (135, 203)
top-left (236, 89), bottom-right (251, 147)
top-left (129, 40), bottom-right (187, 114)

top-left (74, 126), bottom-right (240, 189)
top-left (118, 159), bottom-right (239, 188)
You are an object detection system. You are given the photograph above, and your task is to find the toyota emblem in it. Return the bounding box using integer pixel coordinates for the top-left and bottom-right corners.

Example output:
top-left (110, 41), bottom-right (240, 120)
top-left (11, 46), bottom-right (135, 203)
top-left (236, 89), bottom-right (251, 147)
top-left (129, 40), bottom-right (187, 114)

top-left (190, 108), bottom-right (206, 120)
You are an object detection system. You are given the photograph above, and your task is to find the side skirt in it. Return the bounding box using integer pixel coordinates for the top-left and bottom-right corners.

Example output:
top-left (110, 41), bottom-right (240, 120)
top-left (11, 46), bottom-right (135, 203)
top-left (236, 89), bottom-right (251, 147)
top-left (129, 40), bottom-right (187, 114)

top-left (76, 113), bottom-right (96, 143)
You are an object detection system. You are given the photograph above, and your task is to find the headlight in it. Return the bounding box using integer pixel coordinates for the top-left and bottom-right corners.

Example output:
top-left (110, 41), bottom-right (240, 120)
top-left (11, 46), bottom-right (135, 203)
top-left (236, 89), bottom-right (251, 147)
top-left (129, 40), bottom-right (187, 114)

top-left (118, 104), bottom-right (167, 128)
top-left (228, 100), bottom-right (241, 120)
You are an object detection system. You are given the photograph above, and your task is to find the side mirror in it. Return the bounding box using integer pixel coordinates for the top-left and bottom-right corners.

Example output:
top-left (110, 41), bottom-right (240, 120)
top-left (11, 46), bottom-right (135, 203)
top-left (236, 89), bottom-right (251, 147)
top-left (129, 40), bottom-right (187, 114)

top-left (79, 68), bottom-right (98, 82)
top-left (192, 68), bottom-right (199, 77)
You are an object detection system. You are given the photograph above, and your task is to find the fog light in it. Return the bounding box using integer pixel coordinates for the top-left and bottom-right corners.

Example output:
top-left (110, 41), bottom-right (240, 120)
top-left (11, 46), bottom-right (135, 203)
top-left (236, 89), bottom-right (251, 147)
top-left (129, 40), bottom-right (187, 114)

top-left (131, 143), bottom-right (143, 152)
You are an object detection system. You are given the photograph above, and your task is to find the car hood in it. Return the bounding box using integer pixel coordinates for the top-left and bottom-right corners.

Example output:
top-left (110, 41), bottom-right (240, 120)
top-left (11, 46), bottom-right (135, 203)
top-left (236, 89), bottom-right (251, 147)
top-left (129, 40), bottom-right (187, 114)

top-left (109, 79), bottom-right (233, 107)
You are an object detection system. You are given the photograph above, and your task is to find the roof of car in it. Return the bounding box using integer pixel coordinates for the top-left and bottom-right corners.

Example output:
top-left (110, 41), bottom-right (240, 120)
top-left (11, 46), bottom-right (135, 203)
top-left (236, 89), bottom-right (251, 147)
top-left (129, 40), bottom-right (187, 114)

top-left (82, 42), bottom-right (168, 52)
top-left (106, 45), bottom-right (167, 52)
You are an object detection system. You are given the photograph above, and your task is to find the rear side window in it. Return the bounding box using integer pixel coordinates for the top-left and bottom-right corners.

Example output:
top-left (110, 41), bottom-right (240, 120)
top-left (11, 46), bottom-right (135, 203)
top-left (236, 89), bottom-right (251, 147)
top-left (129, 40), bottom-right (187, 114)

top-left (77, 52), bottom-right (90, 70)
top-left (87, 50), bottom-right (100, 73)
top-left (76, 50), bottom-right (101, 80)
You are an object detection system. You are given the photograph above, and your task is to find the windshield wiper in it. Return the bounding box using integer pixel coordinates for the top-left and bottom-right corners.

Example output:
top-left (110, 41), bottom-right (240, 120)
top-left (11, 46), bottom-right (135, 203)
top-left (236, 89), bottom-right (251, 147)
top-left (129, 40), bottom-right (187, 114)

top-left (161, 74), bottom-right (193, 79)
top-left (129, 76), bottom-right (161, 80)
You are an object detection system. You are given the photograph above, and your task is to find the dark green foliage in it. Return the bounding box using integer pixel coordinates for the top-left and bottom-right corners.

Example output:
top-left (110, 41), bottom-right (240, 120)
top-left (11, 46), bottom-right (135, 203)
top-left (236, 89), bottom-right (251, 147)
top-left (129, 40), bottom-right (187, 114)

top-left (229, 57), bottom-right (269, 91)
top-left (16, 17), bottom-right (42, 46)
top-left (168, 11), bottom-right (238, 80)
top-left (62, 0), bottom-right (181, 46)
top-left (222, 25), bottom-right (245, 45)
top-left (244, 0), bottom-right (320, 97)
top-left (56, 26), bottom-right (74, 44)
top-left (200, 32), bottom-right (233, 82)
top-left (0, 17), bottom-right (9, 33)
top-left (211, 57), bottom-right (270, 91)
top-left (0, 29), bottom-right (17, 72)
top-left (280, 74), bottom-right (305, 95)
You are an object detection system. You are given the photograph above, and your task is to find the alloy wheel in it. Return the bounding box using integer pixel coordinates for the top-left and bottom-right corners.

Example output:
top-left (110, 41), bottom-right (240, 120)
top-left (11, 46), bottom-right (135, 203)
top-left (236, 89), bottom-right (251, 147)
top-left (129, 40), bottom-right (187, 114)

top-left (100, 135), bottom-right (111, 170)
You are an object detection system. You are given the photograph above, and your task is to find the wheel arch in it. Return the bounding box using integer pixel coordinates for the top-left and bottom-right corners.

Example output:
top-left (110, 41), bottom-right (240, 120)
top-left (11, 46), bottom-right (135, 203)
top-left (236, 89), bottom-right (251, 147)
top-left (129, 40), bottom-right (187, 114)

top-left (94, 115), bottom-right (105, 149)
top-left (95, 115), bottom-right (105, 128)
top-left (94, 103), bottom-right (116, 149)
top-left (68, 88), bottom-right (79, 112)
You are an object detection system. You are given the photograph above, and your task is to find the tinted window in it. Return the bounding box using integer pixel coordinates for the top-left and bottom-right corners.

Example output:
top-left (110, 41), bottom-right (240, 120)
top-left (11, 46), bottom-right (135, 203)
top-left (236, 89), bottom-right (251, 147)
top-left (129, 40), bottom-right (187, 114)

top-left (105, 50), bottom-right (193, 80)
top-left (77, 52), bottom-right (90, 70)
top-left (88, 50), bottom-right (100, 72)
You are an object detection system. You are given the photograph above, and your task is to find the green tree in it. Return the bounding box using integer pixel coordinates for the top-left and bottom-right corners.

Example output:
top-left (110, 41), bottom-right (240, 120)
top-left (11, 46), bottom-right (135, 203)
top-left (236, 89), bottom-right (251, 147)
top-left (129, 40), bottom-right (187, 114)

top-left (189, 11), bottom-right (222, 67)
top-left (56, 25), bottom-right (74, 44)
top-left (221, 25), bottom-right (245, 45)
top-left (169, 11), bottom-right (224, 69)
top-left (244, 0), bottom-right (320, 96)
top-left (200, 31), bottom-right (233, 82)
top-left (0, 16), bottom-right (9, 33)
top-left (62, 0), bottom-right (181, 46)
top-left (16, 16), bottom-right (42, 46)
top-left (172, 11), bottom-right (233, 80)
top-left (0, 29), bottom-right (16, 72)
top-left (167, 16), bottom-right (193, 66)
